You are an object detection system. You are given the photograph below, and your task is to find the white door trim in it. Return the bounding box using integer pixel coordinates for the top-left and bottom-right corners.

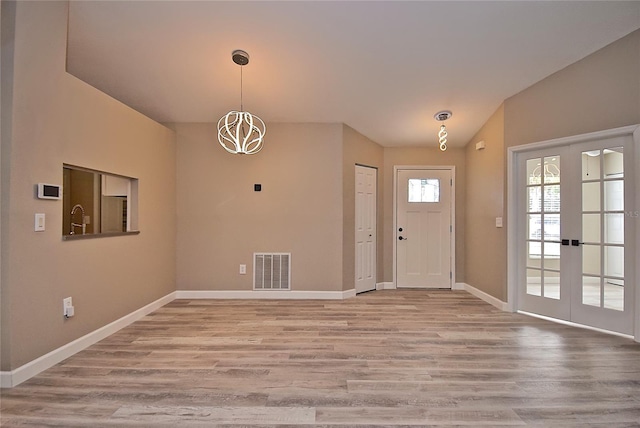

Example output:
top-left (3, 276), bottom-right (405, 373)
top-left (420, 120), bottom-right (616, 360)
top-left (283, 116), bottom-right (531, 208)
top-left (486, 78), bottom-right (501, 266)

top-left (393, 165), bottom-right (456, 288)
top-left (507, 124), bottom-right (640, 341)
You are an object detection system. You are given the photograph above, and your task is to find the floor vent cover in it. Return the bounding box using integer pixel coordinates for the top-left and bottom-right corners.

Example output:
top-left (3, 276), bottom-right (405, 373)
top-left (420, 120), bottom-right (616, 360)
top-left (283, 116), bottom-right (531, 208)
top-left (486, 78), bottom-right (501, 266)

top-left (254, 253), bottom-right (291, 290)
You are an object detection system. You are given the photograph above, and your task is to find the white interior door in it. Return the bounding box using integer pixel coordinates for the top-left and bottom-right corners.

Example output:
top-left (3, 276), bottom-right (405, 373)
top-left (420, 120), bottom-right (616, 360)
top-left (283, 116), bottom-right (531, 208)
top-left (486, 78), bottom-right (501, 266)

top-left (518, 135), bottom-right (635, 335)
top-left (396, 168), bottom-right (452, 288)
top-left (518, 148), bottom-right (570, 320)
top-left (355, 165), bottom-right (377, 294)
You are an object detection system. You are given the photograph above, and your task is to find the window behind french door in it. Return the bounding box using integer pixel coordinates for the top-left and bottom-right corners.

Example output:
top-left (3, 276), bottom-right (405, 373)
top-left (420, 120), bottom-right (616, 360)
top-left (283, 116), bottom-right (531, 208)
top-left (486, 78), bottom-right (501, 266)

top-left (518, 135), bottom-right (634, 335)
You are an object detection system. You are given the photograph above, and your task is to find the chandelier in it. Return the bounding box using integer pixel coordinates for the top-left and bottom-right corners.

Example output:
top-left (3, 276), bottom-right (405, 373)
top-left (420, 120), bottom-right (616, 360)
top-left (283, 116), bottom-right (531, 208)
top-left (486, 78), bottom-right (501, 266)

top-left (434, 110), bottom-right (452, 151)
top-left (217, 50), bottom-right (266, 155)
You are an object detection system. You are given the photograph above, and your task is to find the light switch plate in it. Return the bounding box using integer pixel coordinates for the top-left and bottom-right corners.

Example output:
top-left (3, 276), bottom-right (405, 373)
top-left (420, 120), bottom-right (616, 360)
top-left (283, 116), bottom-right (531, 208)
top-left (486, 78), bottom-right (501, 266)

top-left (35, 213), bottom-right (45, 232)
top-left (495, 217), bottom-right (503, 228)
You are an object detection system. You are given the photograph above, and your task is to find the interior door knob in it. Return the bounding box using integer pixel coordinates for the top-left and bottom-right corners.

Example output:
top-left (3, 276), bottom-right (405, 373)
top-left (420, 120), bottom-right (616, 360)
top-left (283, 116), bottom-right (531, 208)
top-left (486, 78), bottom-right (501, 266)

top-left (398, 236), bottom-right (407, 240)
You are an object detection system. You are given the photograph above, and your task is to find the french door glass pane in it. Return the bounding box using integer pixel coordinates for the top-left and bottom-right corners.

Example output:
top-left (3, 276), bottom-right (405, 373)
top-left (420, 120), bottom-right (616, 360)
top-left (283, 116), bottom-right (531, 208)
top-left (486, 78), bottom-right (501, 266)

top-left (543, 242), bottom-right (560, 262)
top-left (582, 244), bottom-right (601, 276)
top-left (528, 186), bottom-right (541, 212)
top-left (543, 214), bottom-right (560, 241)
top-left (527, 159), bottom-right (542, 185)
top-left (582, 151), bottom-right (601, 180)
top-left (582, 182), bottom-right (600, 211)
top-left (543, 185), bottom-right (560, 212)
top-left (527, 214), bottom-right (541, 240)
top-left (582, 213), bottom-right (600, 243)
top-left (603, 279), bottom-right (624, 311)
top-left (604, 246), bottom-right (624, 277)
top-left (603, 147), bottom-right (624, 177)
top-left (604, 214), bottom-right (624, 244)
top-left (543, 270), bottom-right (560, 299)
top-left (527, 268), bottom-right (541, 296)
top-left (582, 276), bottom-right (601, 307)
top-left (543, 156), bottom-right (560, 183)
top-left (604, 180), bottom-right (624, 211)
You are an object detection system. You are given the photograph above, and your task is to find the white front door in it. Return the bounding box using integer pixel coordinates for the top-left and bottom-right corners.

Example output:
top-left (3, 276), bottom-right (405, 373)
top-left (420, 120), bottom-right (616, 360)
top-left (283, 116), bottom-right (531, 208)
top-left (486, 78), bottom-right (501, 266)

top-left (355, 165), bottom-right (377, 294)
top-left (518, 135), bottom-right (635, 335)
top-left (396, 168), bottom-right (452, 288)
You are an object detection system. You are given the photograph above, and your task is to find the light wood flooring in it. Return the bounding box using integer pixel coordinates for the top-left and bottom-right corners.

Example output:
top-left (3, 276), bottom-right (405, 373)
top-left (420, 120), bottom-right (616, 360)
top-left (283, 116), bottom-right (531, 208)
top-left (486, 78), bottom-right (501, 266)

top-left (2, 290), bottom-right (640, 427)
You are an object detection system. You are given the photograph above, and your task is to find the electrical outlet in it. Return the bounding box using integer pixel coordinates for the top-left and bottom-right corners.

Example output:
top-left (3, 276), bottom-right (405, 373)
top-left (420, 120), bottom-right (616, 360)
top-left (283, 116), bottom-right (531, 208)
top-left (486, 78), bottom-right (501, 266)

top-left (239, 264), bottom-right (247, 275)
top-left (63, 297), bottom-right (74, 318)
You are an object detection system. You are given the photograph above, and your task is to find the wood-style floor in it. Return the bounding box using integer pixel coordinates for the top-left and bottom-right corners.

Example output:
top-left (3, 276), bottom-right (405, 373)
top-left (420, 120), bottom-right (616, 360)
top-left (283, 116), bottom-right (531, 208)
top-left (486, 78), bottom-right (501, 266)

top-left (2, 290), bottom-right (640, 427)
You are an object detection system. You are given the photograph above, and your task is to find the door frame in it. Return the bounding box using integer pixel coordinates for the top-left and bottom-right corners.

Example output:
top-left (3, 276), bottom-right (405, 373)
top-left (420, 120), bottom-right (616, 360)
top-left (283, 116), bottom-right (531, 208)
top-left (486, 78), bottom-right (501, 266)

top-left (393, 165), bottom-right (456, 288)
top-left (507, 124), bottom-right (640, 341)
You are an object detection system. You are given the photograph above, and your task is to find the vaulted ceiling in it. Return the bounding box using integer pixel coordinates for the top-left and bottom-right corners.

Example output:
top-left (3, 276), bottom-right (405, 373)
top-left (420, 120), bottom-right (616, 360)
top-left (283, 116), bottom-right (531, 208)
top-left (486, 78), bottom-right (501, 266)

top-left (66, 1), bottom-right (640, 148)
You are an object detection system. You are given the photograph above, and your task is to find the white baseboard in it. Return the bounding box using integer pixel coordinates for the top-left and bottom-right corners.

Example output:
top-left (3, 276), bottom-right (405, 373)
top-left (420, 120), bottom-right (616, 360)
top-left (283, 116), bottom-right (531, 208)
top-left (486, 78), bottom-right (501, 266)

top-left (0, 292), bottom-right (176, 389)
top-left (518, 311), bottom-right (634, 340)
top-left (459, 282), bottom-right (508, 311)
top-left (452, 282), bottom-right (465, 290)
top-left (376, 282), bottom-right (396, 290)
top-left (175, 289), bottom-right (356, 300)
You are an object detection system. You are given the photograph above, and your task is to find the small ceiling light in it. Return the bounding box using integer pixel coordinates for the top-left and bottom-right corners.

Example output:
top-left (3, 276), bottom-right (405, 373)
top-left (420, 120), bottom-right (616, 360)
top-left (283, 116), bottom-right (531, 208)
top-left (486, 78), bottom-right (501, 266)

top-left (217, 50), bottom-right (266, 155)
top-left (434, 110), bottom-right (452, 152)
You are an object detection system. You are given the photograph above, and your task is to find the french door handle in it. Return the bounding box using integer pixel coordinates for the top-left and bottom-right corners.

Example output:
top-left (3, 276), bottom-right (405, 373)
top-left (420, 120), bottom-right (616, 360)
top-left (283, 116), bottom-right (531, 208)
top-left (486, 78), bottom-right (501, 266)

top-left (561, 239), bottom-right (570, 246)
top-left (571, 239), bottom-right (584, 246)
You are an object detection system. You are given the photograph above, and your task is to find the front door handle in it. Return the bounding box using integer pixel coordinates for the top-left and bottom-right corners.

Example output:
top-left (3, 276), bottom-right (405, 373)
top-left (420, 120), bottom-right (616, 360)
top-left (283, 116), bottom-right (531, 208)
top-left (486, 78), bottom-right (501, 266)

top-left (571, 239), bottom-right (584, 246)
top-left (398, 236), bottom-right (407, 241)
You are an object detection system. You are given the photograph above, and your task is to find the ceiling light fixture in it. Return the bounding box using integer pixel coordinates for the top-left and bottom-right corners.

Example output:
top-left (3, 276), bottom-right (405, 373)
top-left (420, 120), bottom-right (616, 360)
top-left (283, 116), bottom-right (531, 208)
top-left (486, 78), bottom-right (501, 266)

top-left (217, 50), bottom-right (266, 155)
top-left (434, 110), bottom-right (452, 152)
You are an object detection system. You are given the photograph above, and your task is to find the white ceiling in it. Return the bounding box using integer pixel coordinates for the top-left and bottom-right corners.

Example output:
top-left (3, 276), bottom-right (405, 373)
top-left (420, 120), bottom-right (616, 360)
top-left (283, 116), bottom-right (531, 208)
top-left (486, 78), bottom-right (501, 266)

top-left (66, 1), bottom-right (640, 148)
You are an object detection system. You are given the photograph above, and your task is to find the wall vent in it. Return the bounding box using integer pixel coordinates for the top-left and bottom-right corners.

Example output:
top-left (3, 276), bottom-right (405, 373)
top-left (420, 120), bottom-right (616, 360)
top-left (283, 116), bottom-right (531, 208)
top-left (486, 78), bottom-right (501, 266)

top-left (254, 253), bottom-right (291, 290)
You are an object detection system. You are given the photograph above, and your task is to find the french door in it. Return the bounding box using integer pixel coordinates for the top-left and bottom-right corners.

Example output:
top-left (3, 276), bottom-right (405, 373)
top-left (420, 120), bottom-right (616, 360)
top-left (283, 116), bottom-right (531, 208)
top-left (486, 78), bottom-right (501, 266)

top-left (517, 135), bottom-right (635, 335)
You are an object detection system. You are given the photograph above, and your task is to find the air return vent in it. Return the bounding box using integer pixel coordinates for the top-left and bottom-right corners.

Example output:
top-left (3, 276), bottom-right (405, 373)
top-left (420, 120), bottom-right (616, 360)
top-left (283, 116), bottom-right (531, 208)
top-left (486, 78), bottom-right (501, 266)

top-left (254, 253), bottom-right (291, 290)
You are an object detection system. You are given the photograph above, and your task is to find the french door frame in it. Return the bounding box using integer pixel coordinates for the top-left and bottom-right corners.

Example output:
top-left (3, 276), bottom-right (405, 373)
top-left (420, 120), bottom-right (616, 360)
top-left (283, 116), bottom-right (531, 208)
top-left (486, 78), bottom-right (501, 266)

top-left (392, 165), bottom-right (456, 289)
top-left (507, 124), bottom-right (640, 342)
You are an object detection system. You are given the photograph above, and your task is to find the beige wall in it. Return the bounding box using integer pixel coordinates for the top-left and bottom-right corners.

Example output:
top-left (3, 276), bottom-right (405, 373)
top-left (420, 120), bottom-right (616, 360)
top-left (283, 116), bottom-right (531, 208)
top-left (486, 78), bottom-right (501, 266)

top-left (505, 29), bottom-right (640, 148)
top-left (342, 125), bottom-right (384, 290)
top-left (1, 1), bottom-right (176, 370)
top-left (464, 105), bottom-right (506, 300)
top-left (173, 122), bottom-right (344, 292)
top-left (382, 147), bottom-right (466, 283)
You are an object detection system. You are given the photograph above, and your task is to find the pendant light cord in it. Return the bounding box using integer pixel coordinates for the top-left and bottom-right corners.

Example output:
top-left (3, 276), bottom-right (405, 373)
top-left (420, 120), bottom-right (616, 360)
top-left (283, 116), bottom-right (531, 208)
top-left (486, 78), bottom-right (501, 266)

top-left (240, 66), bottom-right (244, 112)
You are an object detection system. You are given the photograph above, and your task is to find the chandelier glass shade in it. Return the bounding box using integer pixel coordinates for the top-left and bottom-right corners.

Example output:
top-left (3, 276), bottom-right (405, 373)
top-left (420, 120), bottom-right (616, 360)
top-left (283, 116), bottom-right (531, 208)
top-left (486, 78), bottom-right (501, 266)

top-left (434, 110), bottom-right (452, 152)
top-left (438, 124), bottom-right (448, 151)
top-left (217, 50), bottom-right (266, 155)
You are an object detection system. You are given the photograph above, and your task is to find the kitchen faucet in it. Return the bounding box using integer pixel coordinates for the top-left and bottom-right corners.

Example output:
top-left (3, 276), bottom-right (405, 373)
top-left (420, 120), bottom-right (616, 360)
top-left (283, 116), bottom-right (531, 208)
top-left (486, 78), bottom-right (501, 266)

top-left (70, 204), bottom-right (86, 235)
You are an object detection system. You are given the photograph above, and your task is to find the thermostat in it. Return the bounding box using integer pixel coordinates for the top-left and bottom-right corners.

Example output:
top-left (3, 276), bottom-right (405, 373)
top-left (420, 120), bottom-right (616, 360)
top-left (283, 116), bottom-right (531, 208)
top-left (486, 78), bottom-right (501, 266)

top-left (37, 183), bottom-right (62, 200)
